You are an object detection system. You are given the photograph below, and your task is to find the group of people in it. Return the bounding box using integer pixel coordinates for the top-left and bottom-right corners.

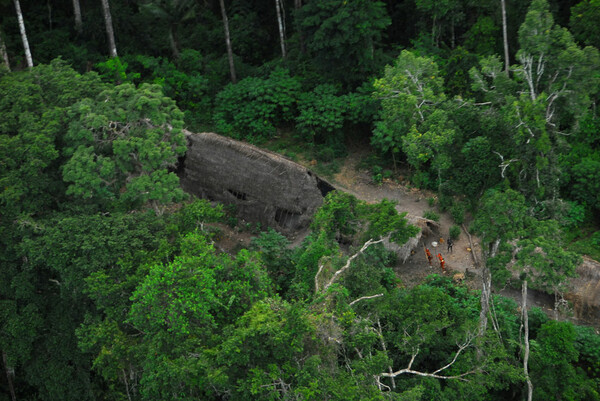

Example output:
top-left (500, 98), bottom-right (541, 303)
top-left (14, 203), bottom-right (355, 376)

top-left (424, 237), bottom-right (453, 273)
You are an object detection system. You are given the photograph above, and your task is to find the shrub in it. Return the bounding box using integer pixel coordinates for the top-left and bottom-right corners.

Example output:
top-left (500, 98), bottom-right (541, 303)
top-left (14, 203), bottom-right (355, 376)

top-left (449, 225), bottom-right (461, 240)
top-left (450, 202), bottom-right (465, 225)
top-left (423, 210), bottom-right (440, 222)
top-left (411, 171), bottom-right (435, 190)
top-left (296, 84), bottom-right (347, 143)
top-left (214, 68), bottom-right (301, 141)
top-left (438, 194), bottom-right (453, 212)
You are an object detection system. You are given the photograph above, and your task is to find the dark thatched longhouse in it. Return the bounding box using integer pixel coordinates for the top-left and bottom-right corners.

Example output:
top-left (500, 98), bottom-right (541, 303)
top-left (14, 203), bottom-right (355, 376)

top-left (181, 131), bottom-right (335, 234)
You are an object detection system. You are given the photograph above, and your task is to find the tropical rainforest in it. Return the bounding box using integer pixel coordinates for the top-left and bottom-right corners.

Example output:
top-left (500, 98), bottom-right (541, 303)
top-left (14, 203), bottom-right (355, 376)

top-left (1, 0), bottom-right (600, 400)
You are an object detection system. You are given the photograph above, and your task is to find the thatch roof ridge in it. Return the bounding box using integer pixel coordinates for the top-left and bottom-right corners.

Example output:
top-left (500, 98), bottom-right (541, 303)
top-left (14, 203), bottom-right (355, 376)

top-left (185, 130), bottom-right (314, 174)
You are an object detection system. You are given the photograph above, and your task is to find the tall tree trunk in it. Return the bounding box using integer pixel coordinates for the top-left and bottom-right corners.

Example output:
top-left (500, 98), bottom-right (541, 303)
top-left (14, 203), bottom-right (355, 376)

top-left (13, 0), bottom-right (33, 68)
top-left (218, 0), bottom-right (236, 83)
top-left (0, 27), bottom-right (10, 71)
top-left (500, 0), bottom-right (509, 75)
top-left (478, 239), bottom-right (500, 338)
top-left (168, 26), bottom-right (180, 59)
top-left (275, 0), bottom-right (286, 59)
top-left (100, 0), bottom-right (118, 58)
top-left (522, 279), bottom-right (533, 401)
top-left (72, 0), bottom-right (83, 33)
top-left (47, 0), bottom-right (53, 30)
top-left (3, 351), bottom-right (16, 401)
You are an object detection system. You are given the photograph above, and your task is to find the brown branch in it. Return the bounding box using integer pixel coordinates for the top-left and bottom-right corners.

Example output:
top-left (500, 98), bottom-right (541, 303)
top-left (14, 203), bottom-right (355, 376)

top-left (461, 224), bottom-right (479, 268)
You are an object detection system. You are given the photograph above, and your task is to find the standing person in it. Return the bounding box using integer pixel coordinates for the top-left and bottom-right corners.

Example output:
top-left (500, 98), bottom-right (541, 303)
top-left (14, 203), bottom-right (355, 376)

top-left (425, 248), bottom-right (433, 266)
top-left (438, 253), bottom-right (445, 272)
top-left (447, 238), bottom-right (453, 253)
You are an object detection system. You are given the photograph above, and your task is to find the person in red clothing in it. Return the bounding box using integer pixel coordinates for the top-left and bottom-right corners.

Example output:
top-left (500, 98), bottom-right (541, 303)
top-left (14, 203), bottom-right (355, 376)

top-left (425, 248), bottom-right (433, 266)
top-left (438, 253), bottom-right (445, 272)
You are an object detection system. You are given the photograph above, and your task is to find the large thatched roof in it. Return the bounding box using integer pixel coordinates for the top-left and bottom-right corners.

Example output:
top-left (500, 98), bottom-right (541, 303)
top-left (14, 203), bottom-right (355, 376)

top-left (180, 131), bottom-right (334, 233)
top-left (566, 256), bottom-right (600, 323)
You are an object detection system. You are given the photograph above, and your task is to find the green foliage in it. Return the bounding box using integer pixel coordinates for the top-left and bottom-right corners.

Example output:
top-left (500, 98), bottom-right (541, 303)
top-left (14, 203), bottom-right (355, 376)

top-left (423, 210), bottom-right (440, 222)
top-left (297, 0), bottom-right (391, 87)
top-left (570, 155), bottom-right (600, 211)
top-left (175, 198), bottom-right (224, 234)
top-left (570, 0), bottom-right (600, 49)
top-left (531, 320), bottom-right (600, 401)
top-left (450, 202), bottom-right (465, 224)
top-left (63, 83), bottom-right (187, 213)
top-left (372, 50), bottom-right (446, 162)
top-left (449, 225), bottom-right (461, 240)
top-left (472, 189), bottom-right (529, 248)
top-left (464, 16), bottom-right (499, 56)
top-left (127, 50), bottom-right (211, 126)
top-left (0, 59), bottom-right (105, 218)
top-left (213, 68), bottom-right (301, 141)
top-left (296, 84), bottom-right (347, 142)
top-left (250, 229), bottom-right (294, 293)
top-left (95, 56), bottom-right (140, 84)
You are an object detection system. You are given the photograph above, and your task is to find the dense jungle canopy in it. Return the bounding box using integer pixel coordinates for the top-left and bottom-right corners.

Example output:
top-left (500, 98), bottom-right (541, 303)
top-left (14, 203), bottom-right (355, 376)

top-left (1, 0), bottom-right (600, 400)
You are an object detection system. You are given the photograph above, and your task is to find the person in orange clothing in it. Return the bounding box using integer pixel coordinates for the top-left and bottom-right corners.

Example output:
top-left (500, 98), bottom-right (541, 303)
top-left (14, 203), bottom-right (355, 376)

top-left (425, 248), bottom-right (433, 266)
top-left (438, 253), bottom-right (445, 272)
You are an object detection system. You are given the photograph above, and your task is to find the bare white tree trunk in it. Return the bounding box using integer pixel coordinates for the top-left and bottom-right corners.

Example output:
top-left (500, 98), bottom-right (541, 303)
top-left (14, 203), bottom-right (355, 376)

top-left (168, 27), bottom-right (180, 59)
top-left (0, 28), bottom-right (10, 71)
top-left (72, 0), bottom-right (83, 33)
top-left (478, 239), bottom-right (499, 339)
top-left (275, 0), bottom-right (286, 59)
top-left (219, 0), bottom-right (236, 83)
top-left (522, 279), bottom-right (533, 401)
top-left (3, 351), bottom-right (16, 401)
top-left (13, 0), bottom-right (33, 68)
top-left (101, 0), bottom-right (118, 58)
top-left (500, 0), bottom-right (509, 75)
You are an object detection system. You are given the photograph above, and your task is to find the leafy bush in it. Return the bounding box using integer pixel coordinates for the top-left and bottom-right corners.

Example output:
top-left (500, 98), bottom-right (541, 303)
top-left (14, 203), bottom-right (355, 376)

top-left (411, 171), bottom-right (435, 190)
top-left (449, 225), bottom-right (461, 240)
top-left (372, 166), bottom-right (383, 184)
top-left (296, 84), bottom-right (347, 143)
top-left (96, 57), bottom-right (140, 84)
top-left (450, 202), bottom-right (465, 225)
top-left (423, 210), bottom-right (440, 222)
top-left (214, 68), bottom-right (301, 141)
top-left (438, 194), bottom-right (453, 212)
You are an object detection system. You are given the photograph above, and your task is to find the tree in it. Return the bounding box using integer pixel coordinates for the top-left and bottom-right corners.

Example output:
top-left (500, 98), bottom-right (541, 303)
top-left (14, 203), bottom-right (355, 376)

top-left (139, 0), bottom-right (197, 59)
top-left (297, 0), bottom-right (390, 87)
top-left (62, 83), bottom-right (187, 213)
top-left (497, 218), bottom-right (580, 401)
top-left (218, 0), bottom-right (236, 83)
top-left (570, 0), bottom-right (600, 49)
top-left (275, 0), bottom-right (286, 59)
top-left (500, 0), bottom-right (509, 74)
top-left (414, 0), bottom-right (463, 48)
top-left (13, 0), bottom-right (32, 68)
top-left (72, 0), bottom-right (82, 34)
top-left (100, 0), bottom-right (117, 58)
top-left (372, 50), bottom-right (450, 176)
top-left (470, 0), bottom-right (600, 206)
top-left (0, 24), bottom-right (9, 70)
